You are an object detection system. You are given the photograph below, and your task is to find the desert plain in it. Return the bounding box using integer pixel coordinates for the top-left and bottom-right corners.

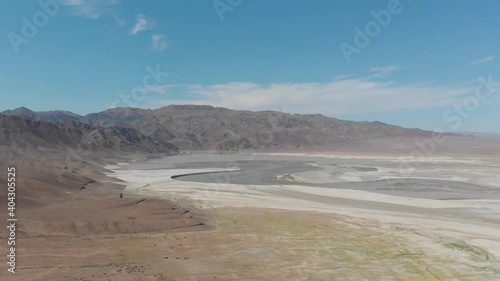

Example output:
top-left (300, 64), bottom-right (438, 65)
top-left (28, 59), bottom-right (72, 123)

top-left (0, 142), bottom-right (499, 281)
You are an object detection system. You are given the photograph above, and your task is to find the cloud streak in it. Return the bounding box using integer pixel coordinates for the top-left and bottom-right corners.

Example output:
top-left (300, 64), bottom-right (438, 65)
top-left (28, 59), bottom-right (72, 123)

top-left (59, 0), bottom-right (119, 19)
top-left (130, 14), bottom-right (151, 35)
top-left (112, 12), bottom-right (126, 27)
top-left (144, 77), bottom-right (476, 115)
top-left (472, 56), bottom-right (495, 65)
top-left (370, 65), bottom-right (400, 76)
top-left (150, 34), bottom-right (169, 52)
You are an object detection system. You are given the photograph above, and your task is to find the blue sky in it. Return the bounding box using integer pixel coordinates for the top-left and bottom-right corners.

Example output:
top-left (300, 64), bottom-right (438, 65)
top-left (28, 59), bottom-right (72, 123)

top-left (0, 0), bottom-right (499, 133)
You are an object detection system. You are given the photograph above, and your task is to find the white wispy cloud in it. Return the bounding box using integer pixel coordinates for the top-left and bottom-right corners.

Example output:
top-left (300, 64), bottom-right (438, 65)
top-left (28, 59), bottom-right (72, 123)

top-left (472, 56), bottom-right (495, 65)
top-left (370, 65), bottom-right (400, 76)
top-left (112, 12), bottom-right (126, 27)
top-left (129, 14), bottom-right (151, 35)
top-left (59, 0), bottom-right (84, 5)
top-left (145, 84), bottom-right (170, 94)
top-left (150, 34), bottom-right (169, 52)
top-left (144, 77), bottom-right (475, 115)
top-left (59, 0), bottom-right (119, 19)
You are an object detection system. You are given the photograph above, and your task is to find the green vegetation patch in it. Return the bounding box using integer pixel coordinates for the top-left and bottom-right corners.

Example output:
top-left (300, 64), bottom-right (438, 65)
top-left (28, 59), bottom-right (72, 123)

top-left (441, 239), bottom-right (490, 262)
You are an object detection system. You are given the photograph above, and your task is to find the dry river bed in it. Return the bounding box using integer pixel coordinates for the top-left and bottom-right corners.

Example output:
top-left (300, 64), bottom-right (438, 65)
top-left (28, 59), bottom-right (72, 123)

top-left (106, 153), bottom-right (500, 280)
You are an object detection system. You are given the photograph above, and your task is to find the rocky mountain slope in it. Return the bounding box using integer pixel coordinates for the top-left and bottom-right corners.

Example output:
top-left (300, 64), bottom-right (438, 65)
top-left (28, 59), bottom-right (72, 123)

top-left (2, 105), bottom-right (435, 151)
top-left (0, 115), bottom-right (178, 154)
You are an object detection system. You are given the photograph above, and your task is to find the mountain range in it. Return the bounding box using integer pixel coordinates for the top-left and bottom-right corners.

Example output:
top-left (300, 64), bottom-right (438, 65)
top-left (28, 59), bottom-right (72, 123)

top-left (0, 114), bottom-right (178, 154)
top-left (1, 105), bottom-right (447, 153)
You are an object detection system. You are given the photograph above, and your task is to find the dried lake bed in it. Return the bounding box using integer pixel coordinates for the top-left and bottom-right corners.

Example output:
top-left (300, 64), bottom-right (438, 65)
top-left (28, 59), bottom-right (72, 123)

top-left (108, 153), bottom-right (500, 280)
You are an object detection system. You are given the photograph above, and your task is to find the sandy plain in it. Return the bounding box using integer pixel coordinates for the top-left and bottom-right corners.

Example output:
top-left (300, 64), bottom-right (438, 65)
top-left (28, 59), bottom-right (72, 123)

top-left (1, 150), bottom-right (500, 280)
top-left (106, 152), bottom-right (500, 280)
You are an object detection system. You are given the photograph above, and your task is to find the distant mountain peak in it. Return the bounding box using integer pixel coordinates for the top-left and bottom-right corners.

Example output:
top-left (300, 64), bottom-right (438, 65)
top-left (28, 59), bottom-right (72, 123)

top-left (0, 107), bottom-right (82, 122)
top-left (14, 106), bottom-right (33, 111)
top-left (2, 107), bottom-right (37, 117)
